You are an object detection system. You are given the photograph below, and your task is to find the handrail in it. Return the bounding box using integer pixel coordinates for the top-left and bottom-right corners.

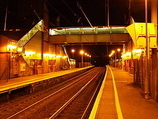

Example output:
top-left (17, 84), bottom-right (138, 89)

top-left (49, 26), bottom-right (128, 35)
top-left (16, 20), bottom-right (44, 48)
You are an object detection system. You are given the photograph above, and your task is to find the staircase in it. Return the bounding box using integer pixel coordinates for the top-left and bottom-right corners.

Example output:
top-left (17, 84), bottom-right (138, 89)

top-left (16, 20), bottom-right (44, 48)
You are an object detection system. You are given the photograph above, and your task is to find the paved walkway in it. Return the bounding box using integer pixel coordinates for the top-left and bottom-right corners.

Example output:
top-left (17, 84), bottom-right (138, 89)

top-left (89, 66), bottom-right (158, 119)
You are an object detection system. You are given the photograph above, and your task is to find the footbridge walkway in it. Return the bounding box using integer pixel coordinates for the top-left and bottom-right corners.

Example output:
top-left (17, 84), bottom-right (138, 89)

top-left (49, 26), bottom-right (130, 45)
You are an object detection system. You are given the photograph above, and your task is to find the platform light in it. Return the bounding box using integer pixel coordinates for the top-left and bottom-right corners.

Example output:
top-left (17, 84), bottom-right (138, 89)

top-left (79, 50), bottom-right (84, 67)
top-left (132, 49), bottom-right (143, 59)
top-left (7, 44), bottom-right (17, 51)
top-left (50, 54), bottom-right (56, 59)
top-left (71, 49), bottom-right (75, 59)
top-left (112, 50), bottom-right (115, 53)
top-left (109, 50), bottom-right (115, 57)
top-left (25, 51), bottom-right (35, 56)
top-left (56, 55), bottom-right (62, 58)
top-left (50, 54), bottom-right (56, 57)
top-left (79, 50), bottom-right (84, 55)
top-left (62, 56), bottom-right (68, 59)
top-left (84, 53), bottom-right (88, 56)
top-left (121, 52), bottom-right (131, 60)
top-left (132, 49), bottom-right (142, 53)
top-left (17, 47), bottom-right (23, 52)
top-left (117, 48), bottom-right (121, 52)
top-left (44, 53), bottom-right (49, 57)
top-left (71, 49), bottom-right (75, 53)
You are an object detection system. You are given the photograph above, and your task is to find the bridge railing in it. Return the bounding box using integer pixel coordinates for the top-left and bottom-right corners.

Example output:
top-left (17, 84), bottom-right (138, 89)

top-left (49, 26), bottom-right (128, 35)
top-left (16, 20), bottom-right (44, 48)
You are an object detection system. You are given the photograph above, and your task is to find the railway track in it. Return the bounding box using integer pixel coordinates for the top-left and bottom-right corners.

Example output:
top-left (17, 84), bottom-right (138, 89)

top-left (0, 67), bottom-right (105, 119)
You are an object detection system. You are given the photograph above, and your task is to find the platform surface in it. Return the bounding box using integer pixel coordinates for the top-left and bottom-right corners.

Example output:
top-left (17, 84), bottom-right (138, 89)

top-left (0, 66), bottom-right (93, 94)
top-left (89, 66), bottom-right (158, 119)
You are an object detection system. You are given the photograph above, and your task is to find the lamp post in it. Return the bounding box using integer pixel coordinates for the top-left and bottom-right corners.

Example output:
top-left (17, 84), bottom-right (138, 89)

top-left (109, 49), bottom-right (121, 67)
top-left (117, 48), bottom-right (121, 59)
top-left (89, 55), bottom-right (91, 64)
top-left (109, 50), bottom-right (115, 66)
top-left (145, 0), bottom-right (150, 99)
top-left (114, 51), bottom-right (116, 67)
top-left (84, 53), bottom-right (87, 66)
top-left (80, 50), bottom-right (84, 67)
top-left (114, 49), bottom-right (121, 67)
top-left (71, 49), bottom-right (75, 59)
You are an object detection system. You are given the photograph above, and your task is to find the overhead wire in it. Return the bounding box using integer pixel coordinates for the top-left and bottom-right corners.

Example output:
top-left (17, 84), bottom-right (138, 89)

top-left (33, 10), bottom-right (41, 21)
top-left (4, 0), bottom-right (8, 31)
top-left (45, 0), bottom-right (74, 26)
top-left (60, 0), bottom-right (93, 43)
top-left (60, 1), bottom-right (95, 47)
top-left (33, 9), bottom-right (49, 32)
top-left (1, 0), bottom-right (33, 30)
top-left (6, 11), bottom-right (33, 27)
top-left (62, 0), bottom-right (83, 25)
top-left (77, 1), bottom-right (93, 28)
top-left (62, 0), bottom-right (77, 17)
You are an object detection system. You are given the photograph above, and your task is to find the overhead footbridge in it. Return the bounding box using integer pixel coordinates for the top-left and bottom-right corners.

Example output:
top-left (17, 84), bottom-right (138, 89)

top-left (49, 26), bottom-right (130, 45)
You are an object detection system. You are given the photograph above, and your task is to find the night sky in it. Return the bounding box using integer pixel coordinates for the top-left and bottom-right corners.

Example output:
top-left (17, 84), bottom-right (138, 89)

top-left (0, 0), bottom-right (143, 29)
top-left (47, 0), bottom-right (129, 27)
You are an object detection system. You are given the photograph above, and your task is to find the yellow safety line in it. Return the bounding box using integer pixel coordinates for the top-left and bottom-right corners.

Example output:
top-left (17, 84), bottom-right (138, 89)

top-left (88, 66), bottom-right (108, 119)
top-left (108, 66), bottom-right (124, 119)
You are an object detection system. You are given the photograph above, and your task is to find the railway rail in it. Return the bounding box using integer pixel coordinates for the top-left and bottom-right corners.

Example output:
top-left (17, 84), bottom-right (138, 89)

top-left (0, 67), bottom-right (105, 119)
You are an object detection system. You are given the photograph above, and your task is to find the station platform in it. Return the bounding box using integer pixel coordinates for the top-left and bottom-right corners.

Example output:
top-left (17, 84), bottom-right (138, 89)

top-left (1, 66), bottom-right (158, 119)
top-left (89, 66), bottom-right (158, 119)
top-left (0, 66), bottom-right (93, 94)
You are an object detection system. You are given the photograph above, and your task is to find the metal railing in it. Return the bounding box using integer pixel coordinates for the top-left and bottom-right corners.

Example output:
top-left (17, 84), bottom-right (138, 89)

top-left (16, 20), bottom-right (43, 48)
top-left (49, 26), bottom-right (128, 35)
